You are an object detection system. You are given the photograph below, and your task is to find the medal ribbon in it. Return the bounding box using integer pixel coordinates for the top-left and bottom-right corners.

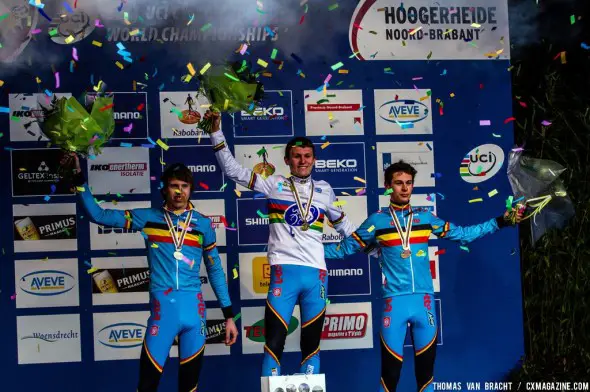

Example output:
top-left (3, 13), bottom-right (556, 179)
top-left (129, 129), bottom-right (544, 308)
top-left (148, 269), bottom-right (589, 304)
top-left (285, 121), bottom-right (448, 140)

top-left (163, 209), bottom-right (194, 252)
top-left (389, 205), bottom-right (413, 250)
top-left (289, 177), bottom-right (314, 228)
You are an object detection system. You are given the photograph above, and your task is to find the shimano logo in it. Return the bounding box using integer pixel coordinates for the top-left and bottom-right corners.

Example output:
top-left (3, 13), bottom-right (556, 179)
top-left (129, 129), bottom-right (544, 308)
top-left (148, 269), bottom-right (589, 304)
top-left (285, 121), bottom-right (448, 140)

top-left (315, 159), bottom-right (358, 169)
top-left (245, 218), bottom-right (269, 226)
top-left (188, 165), bottom-right (216, 173)
top-left (114, 112), bottom-right (141, 120)
top-left (329, 268), bottom-right (363, 277)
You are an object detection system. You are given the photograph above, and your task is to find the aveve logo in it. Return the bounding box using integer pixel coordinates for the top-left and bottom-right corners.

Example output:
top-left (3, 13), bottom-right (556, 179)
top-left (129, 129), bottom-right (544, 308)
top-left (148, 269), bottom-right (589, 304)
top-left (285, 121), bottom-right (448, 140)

top-left (459, 144), bottom-right (505, 183)
top-left (19, 270), bottom-right (75, 296)
top-left (98, 323), bottom-right (145, 348)
top-left (378, 99), bottom-right (429, 124)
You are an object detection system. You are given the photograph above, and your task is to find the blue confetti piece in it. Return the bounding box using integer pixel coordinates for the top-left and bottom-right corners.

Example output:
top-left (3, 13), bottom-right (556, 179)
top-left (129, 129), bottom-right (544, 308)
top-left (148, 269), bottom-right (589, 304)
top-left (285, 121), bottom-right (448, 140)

top-left (123, 56), bottom-right (133, 63)
top-left (141, 144), bottom-right (155, 148)
top-left (29, 0), bottom-right (44, 9)
top-left (581, 42), bottom-right (590, 50)
top-left (278, 182), bottom-right (283, 192)
top-left (158, 83), bottom-right (165, 91)
top-left (254, 193), bottom-right (265, 199)
top-left (152, 68), bottom-right (158, 77)
top-left (441, 69), bottom-right (447, 76)
top-left (70, 61), bottom-right (74, 73)
top-left (22, 106), bottom-right (31, 110)
top-left (0, 107), bottom-right (10, 113)
top-left (120, 142), bottom-right (133, 148)
top-left (513, 196), bottom-right (525, 204)
top-left (50, 184), bottom-right (56, 193)
top-left (38, 8), bottom-right (52, 21)
top-left (400, 123), bottom-right (414, 129)
top-left (171, 75), bottom-right (175, 83)
top-left (44, 195), bottom-right (51, 202)
top-left (320, 135), bottom-right (327, 141)
top-left (117, 1), bottom-right (124, 11)
top-left (436, 192), bottom-right (445, 200)
top-left (44, 89), bottom-right (53, 97)
top-left (264, 26), bottom-right (275, 37)
top-left (426, 143), bottom-right (432, 151)
top-left (146, 137), bottom-right (156, 145)
top-left (63, 1), bottom-right (73, 12)
top-left (84, 260), bottom-right (92, 267)
top-left (88, 154), bottom-right (96, 160)
top-left (358, 105), bottom-right (365, 111)
top-left (117, 50), bottom-right (131, 57)
top-left (116, 42), bottom-right (126, 51)
top-left (248, 102), bottom-right (255, 111)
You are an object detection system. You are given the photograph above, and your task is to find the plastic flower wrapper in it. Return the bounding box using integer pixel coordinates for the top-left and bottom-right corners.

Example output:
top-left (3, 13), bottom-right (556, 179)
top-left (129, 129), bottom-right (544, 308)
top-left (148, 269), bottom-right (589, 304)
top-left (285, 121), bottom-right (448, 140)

top-left (196, 60), bottom-right (264, 133)
top-left (507, 148), bottom-right (575, 244)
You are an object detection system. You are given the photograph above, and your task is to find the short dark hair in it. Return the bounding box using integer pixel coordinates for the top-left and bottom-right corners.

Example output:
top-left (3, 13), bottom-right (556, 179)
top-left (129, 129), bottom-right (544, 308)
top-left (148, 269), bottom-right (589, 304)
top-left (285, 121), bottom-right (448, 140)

top-left (160, 163), bottom-right (194, 197)
top-left (285, 137), bottom-right (315, 159)
top-left (384, 160), bottom-right (417, 186)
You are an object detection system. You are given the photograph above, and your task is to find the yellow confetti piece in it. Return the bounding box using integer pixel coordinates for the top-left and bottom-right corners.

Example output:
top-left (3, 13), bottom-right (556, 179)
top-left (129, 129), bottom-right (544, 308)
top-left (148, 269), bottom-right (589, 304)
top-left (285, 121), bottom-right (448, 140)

top-left (340, 192), bottom-right (351, 196)
top-left (223, 99), bottom-right (229, 110)
top-left (35, 77), bottom-right (42, 84)
top-left (471, 23), bottom-right (481, 28)
top-left (64, 35), bottom-right (75, 44)
top-left (450, 93), bottom-right (455, 98)
top-left (257, 58), bottom-right (268, 68)
top-left (151, 243), bottom-right (159, 248)
top-left (233, 268), bottom-right (239, 279)
top-left (262, 72), bottom-right (272, 77)
top-left (488, 189), bottom-right (498, 197)
top-left (200, 104), bottom-right (212, 109)
top-left (234, 189), bottom-right (242, 197)
top-left (469, 198), bottom-right (483, 203)
top-left (159, 157), bottom-right (166, 165)
top-left (129, 29), bottom-right (140, 36)
top-left (199, 62), bottom-right (211, 75)
top-left (0, 80), bottom-right (4, 86)
top-left (184, 74), bottom-right (193, 83)
top-left (338, 69), bottom-right (349, 74)
top-left (419, 95), bottom-right (429, 101)
top-left (76, 186), bottom-right (85, 192)
top-left (92, 40), bottom-right (103, 47)
top-left (416, 249), bottom-right (426, 257)
top-left (560, 51), bottom-right (567, 64)
top-left (328, 112), bottom-right (334, 121)
top-left (355, 188), bottom-right (365, 194)
top-left (409, 26), bottom-right (422, 35)
top-left (87, 267), bottom-right (98, 274)
top-left (353, 176), bottom-right (366, 184)
top-left (156, 139), bottom-right (169, 151)
top-left (367, 225), bottom-right (375, 233)
top-left (115, 61), bottom-right (124, 70)
top-left (321, 141), bottom-right (330, 149)
top-left (332, 200), bottom-right (347, 207)
top-left (187, 63), bottom-right (196, 76)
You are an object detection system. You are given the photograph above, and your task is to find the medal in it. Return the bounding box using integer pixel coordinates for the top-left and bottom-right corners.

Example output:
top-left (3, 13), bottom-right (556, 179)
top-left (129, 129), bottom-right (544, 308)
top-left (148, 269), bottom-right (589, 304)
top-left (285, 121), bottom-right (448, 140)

top-left (389, 204), bottom-right (413, 259)
top-left (164, 208), bottom-right (193, 262)
top-left (289, 177), bottom-right (314, 231)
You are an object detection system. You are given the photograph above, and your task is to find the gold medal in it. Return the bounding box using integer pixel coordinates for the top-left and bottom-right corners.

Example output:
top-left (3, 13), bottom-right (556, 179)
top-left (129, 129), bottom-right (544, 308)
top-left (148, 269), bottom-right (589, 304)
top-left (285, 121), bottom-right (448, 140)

top-left (389, 205), bottom-right (413, 259)
top-left (289, 177), bottom-right (314, 232)
top-left (301, 222), bottom-right (310, 231)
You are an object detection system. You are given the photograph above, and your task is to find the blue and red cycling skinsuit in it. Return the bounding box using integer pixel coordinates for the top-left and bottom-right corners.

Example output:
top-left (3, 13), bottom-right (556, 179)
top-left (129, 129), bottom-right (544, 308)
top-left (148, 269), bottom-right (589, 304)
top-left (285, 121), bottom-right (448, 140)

top-left (77, 178), bottom-right (233, 392)
top-left (325, 202), bottom-right (509, 392)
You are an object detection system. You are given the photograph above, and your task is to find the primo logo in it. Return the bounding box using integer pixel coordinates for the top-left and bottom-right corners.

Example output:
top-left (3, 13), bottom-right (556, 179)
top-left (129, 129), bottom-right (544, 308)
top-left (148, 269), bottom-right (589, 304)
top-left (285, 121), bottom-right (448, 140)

top-left (98, 323), bottom-right (145, 349)
top-left (19, 270), bottom-right (75, 296)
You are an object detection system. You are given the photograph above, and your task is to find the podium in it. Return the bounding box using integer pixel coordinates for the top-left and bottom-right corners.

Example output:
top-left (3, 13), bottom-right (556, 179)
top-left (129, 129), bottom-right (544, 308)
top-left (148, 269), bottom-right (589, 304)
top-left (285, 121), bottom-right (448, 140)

top-left (261, 374), bottom-right (326, 392)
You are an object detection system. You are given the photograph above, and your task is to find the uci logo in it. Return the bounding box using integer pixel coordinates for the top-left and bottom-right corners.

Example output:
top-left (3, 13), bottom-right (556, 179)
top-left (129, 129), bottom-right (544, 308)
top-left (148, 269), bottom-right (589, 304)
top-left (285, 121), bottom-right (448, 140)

top-left (459, 144), bottom-right (505, 184)
top-left (98, 323), bottom-right (145, 349)
top-left (378, 99), bottom-right (429, 124)
top-left (284, 203), bottom-right (320, 227)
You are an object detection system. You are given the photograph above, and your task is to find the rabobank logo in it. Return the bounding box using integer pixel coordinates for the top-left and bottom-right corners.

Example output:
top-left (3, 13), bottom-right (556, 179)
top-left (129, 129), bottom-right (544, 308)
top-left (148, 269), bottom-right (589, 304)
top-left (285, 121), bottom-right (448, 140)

top-left (19, 270), bottom-right (75, 296)
top-left (378, 99), bottom-right (429, 124)
top-left (284, 203), bottom-right (320, 227)
top-left (97, 322), bottom-right (145, 349)
top-left (459, 144), bottom-right (505, 184)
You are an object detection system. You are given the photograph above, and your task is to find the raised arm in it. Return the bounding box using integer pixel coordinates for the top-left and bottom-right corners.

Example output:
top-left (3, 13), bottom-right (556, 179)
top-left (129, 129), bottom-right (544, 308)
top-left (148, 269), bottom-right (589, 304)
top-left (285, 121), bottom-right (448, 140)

top-left (428, 212), bottom-right (512, 245)
top-left (325, 186), bottom-right (356, 237)
top-left (324, 214), bottom-right (378, 259)
top-left (202, 218), bottom-right (233, 319)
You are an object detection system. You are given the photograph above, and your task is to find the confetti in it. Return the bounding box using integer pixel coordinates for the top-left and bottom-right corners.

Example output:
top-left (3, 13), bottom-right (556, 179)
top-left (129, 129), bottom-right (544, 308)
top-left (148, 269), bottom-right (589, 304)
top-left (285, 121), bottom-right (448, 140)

top-left (257, 210), bottom-right (269, 218)
top-left (459, 246), bottom-right (470, 252)
top-left (201, 23), bottom-right (212, 31)
top-left (353, 176), bottom-right (366, 184)
top-left (151, 243), bottom-right (159, 248)
top-left (100, 103), bottom-right (114, 112)
top-left (479, 120), bottom-right (491, 126)
top-left (164, 288), bottom-right (173, 295)
top-left (332, 201), bottom-right (347, 207)
top-left (10, 293), bottom-right (16, 300)
top-left (328, 3), bottom-right (339, 11)
top-left (384, 189), bottom-right (393, 196)
top-left (331, 62), bottom-right (344, 71)
top-left (233, 268), bottom-right (239, 279)
top-left (416, 249), bottom-right (426, 257)
top-left (64, 35), bottom-right (75, 44)
top-left (233, 312), bottom-right (241, 321)
top-left (488, 189), bottom-right (498, 197)
top-left (434, 249), bottom-right (446, 256)
top-left (257, 59), bottom-right (268, 68)
top-left (492, 133), bottom-right (501, 138)
top-left (54, 72), bottom-right (60, 88)
top-left (469, 198), bottom-right (483, 203)
top-left (271, 48), bottom-right (278, 59)
top-left (367, 225), bottom-right (375, 233)
top-left (199, 182), bottom-right (209, 190)
top-left (320, 141), bottom-right (330, 149)
top-left (187, 14), bottom-right (195, 25)
top-left (156, 139), bottom-right (169, 150)
top-left (220, 183), bottom-right (228, 191)
top-left (234, 189), bottom-right (242, 197)
top-left (187, 63), bottom-right (196, 76)
top-left (87, 267), bottom-right (98, 274)
top-left (409, 26), bottom-right (422, 35)
top-left (426, 143), bottom-right (433, 151)
top-left (570, 15), bottom-right (575, 25)
top-left (541, 120), bottom-right (552, 126)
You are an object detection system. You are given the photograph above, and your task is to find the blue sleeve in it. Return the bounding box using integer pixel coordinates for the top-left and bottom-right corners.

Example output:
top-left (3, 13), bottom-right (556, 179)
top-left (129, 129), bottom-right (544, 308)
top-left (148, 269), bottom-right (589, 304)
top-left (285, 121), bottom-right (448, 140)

top-left (429, 213), bottom-right (500, 245)
top-left (324, 215), bottom-right (378, 259)
top-left (77, 183), bottom-right (149, 230)
top-left (202, 218), bottom-right (233, 316)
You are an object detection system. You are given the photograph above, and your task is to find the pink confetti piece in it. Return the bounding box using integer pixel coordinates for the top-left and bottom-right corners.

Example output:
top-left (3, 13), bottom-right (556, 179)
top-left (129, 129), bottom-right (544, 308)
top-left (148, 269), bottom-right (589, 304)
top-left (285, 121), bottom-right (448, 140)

top-left (511, 147), bottom-right (524, 152)
top-left (54, 72), bottom-right (60, 88)
top-left (413, 84), bottom-right (420, 92)
top-left (123, 123), bottom-right (133, 133)
top-left (10, 293), bottom-right (16, 300)
top-left (323, 74), bottom-right (332, 85)
top-left (30, 29), bottom-right (42, 35)
top-left (150, 176), bottom-right (156, 180)
top-left (94, 19), bottom-right (104, 27)
top-left (89, 135), bottom-right (99, 144)
top-left (479, 120), bottom-right (491, 126)
top-left (72, 47), bottom-right (79, 61)
top-left (412, 77), bottom-right (423, 81)
top-left (239, 43), bottom-right (248, 55)
top-left (541, 120), bottom-right (552, 126)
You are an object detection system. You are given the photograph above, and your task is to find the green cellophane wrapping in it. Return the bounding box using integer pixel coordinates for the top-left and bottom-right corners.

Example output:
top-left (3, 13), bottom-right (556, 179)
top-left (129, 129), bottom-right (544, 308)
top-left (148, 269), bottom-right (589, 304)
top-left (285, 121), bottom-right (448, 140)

top-left (41, 96), bottom-right (115, 157)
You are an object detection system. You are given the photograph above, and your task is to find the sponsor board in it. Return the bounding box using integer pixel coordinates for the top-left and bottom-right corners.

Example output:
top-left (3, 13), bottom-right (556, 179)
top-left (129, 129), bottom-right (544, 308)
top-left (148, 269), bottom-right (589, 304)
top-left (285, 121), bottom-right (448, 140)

top-left (242, 305), bottom-right (302, 354)
top-left (15, 258), bottom-right (79, 308)
top-left (374, 89), bottom-right (433, 135)
top-left (87, 147), bottom-right (151, 194)
top-left (459, 144), bottom-right (505, 183)
top-left (89, 201), bottom-right (151, 250)
top-left (91, 256), bottom-right (150, 306)
top-left (404, 298), bottom-right (443, 346)
top-left (162, 146), bottom-right (224, 192)
top-left (159, 91), bottom-right (218, 139)
top-left (234, 143), bottom-right (286, 192)
top-left (8, 93), bottom-right (72, 142)
top-left (17, 314), bottom-right (81, 364)
top-left (13, 203), bottom-right (77, 253)
top-left (236, 198), bottom-right (269, 246)
top-left (377, 142), bottom-right (435, 188)
top-left (190, 199), bottom-right (227, 246)
top-left (379, 194), bottom-right (437, 239)
top-left (233, 90), bottom-right (294, 138)
top-left (85, 92), bottom-right (148, 139)
top-left (93, 311), bottom-right (151, 361)
top-left (171, 309), bottom-right (231, 356)
top-left (349, 0), bottom-right (510, 60)
top-left (11, 148), bottom-right (74, 197)
top-left (323, 196), bottom-right (367, 243)
top-left (304, 89), bottom-right (365, 136)
top-left (326, 254), bottom-right (371, 297)
top-left (238, 252), bottom-right (270, 300)
top-left (321, 302), bottom-right (374, 350)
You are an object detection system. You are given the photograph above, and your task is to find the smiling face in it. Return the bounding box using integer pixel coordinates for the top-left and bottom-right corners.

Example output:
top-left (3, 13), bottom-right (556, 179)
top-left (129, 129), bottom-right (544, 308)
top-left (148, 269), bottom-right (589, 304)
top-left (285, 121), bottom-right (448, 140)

top-left (164, 178), bottom-right (191, 211)
top-left (386, 171), bottom-right (414, 205)
top-left (284, 146), bottom-right (315, 178)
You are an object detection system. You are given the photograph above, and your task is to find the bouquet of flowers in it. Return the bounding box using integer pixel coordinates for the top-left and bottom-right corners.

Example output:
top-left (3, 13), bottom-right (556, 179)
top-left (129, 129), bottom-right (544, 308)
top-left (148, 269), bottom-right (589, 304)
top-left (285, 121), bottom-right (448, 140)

top-left (196, 60), bottom-right (264, 133)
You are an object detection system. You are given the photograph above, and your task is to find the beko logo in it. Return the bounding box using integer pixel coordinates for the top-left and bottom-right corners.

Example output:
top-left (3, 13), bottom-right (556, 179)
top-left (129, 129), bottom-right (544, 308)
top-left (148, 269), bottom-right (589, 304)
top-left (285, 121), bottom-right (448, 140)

top-left (315, 159), bottom-right (357, 169)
